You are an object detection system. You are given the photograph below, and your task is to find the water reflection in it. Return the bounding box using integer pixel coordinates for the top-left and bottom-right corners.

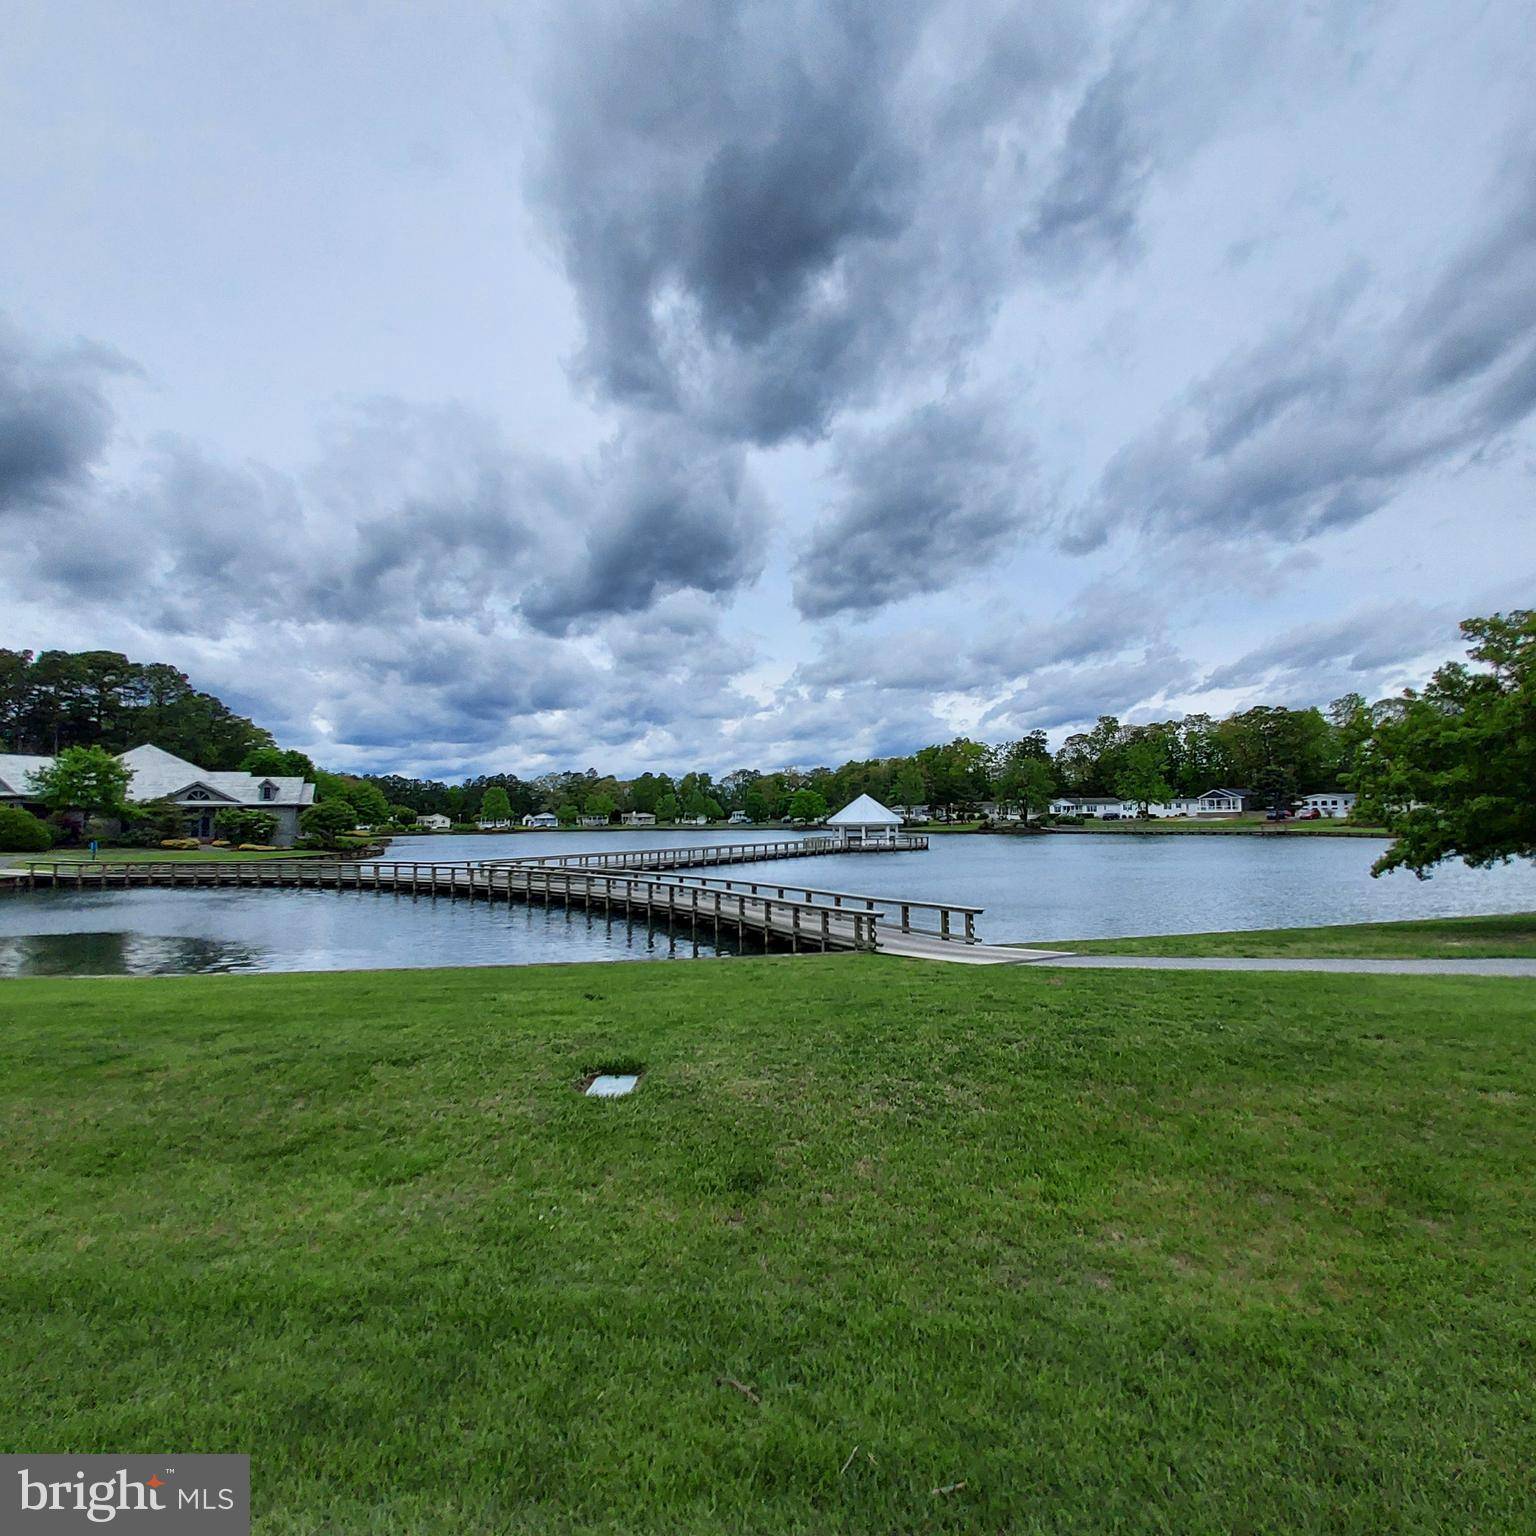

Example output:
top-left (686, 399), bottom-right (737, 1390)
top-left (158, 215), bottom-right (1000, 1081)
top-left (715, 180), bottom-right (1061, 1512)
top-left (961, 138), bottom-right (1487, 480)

top-left (0, 930), bottom-right (266, 976)
top-left (0, 884), bottom-right (747, 978)
top-left (3, 830), bottom-right (1534, 976)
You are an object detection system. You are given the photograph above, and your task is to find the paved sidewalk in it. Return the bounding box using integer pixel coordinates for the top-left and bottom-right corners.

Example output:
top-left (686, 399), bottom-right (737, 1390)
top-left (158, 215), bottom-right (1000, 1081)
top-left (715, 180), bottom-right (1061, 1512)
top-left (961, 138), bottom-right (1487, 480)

top-left (1032, 954), bottom-right (1536, 977)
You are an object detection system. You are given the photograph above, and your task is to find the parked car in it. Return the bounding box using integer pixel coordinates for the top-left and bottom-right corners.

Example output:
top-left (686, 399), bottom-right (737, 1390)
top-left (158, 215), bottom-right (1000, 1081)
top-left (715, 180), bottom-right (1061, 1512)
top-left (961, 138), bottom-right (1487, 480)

top-left (1101, 812), bottom-right (1121, 820)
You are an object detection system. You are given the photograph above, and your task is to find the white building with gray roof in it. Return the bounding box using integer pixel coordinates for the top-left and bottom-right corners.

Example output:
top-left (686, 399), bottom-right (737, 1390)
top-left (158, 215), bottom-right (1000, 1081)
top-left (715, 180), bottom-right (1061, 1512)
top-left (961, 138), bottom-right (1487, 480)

top-left (0, 743), bottom-right (316, 845)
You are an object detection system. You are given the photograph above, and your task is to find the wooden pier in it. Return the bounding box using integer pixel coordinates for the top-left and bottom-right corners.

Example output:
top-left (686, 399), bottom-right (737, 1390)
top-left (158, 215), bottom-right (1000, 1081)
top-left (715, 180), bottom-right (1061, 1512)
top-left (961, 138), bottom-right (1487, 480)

top-left (479, 833), bottom-right (927, 873)
top-left (14, 858), bottom-right (886, 953)
top-left (9, 834), bottom-right (999, 958)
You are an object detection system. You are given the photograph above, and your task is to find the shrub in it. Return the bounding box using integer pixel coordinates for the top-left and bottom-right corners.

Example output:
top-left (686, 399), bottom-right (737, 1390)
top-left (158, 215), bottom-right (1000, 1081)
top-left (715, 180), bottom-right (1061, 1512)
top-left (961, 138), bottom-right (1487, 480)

top-left (0, 806), bottom-right (55, 852)
top-left (160, 838), bottom-right (201, 850)
top-left (236, 843), bottom-right (277, 852)
top-left (299, 800), bottom-right (355, 848)
top-left (214, 808), bottom-right (279, 844)
top-left (123, 797), bottom-right (190, 846)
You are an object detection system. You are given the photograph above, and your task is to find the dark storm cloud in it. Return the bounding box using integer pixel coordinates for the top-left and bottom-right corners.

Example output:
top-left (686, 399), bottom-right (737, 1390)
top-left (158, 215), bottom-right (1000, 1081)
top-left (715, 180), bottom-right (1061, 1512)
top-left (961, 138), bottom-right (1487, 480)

top-left (522, 423), bottom-right (766, 634)
top-left (530, 0), bottom-right (1088, 445)
top-left (0, 318), bottom-right (132, 514)
top-left (1066, 153), bottom-right (1536, 551)
top-left (791, 394), bottom-right (1037, 619)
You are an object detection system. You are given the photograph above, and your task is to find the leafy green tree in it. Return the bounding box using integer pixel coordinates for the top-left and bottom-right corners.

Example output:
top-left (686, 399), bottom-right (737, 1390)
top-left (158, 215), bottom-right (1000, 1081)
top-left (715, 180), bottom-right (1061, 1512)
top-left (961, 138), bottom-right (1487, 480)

top-left (334, 780), bottom-right (388, 826)
top-left (585, 791), bottom-right (616, 822)
top-left (312, 769), bottom-right (351, 803)
top-left (0, 806), bottom-right (53, 852)
top-left (299, 800), bottom-right (356, 847)
top-left (557, 802), bottom-right (579, 826)
top-left (389, 804), bottom-right (416, 825)
top-left (998, 758), bottom-right (1057, 819)
top-left (1354, 611), bottom-right (1535, 876)
top-left (892, 761), bottom-right (925, 811)
top-left (480, 786), bottom-right (513, 822)
top-left (1114, 742), bottom-right (1174, 817)
top-left (213, 808), bottom-right (280, 844)
top-left (654, 793), bottom-right (680, 823)
top-left (743, 783), bottom-right (773, 822)
top-left (702, 795), bottom-right (724, 821)
top-left (27, 745), bottom-right (133, 819)
top-left (240, 746), bottom-right (316, 778)
top-left (786, 787), bottom-right (828, 822)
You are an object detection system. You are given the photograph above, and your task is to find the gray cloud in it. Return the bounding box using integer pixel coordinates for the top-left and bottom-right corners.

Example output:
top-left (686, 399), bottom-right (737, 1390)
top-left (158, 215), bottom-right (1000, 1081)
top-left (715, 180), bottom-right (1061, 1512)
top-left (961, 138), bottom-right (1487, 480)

top-left (0, 318), bottom-right (131, 515)
top-left (1197, 604), bottom-right (1459, 698)
top-left (792, 393), bottom-right (1037, 618)
top-left (981, 643), bottom-right (1197, 733)
top-left (1067, 152), bottom-right (1536, 551)
top-left (529, 0), bottom-right (1088, 445)
top-left (521, 423), bottom-right (766, 634)
top-left (1021, 67), bottom-right (1148, 274)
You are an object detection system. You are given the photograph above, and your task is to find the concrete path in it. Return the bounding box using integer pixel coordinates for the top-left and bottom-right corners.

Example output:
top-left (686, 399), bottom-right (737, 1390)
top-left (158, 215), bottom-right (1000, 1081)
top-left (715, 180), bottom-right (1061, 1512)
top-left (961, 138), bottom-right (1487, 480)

top-left (877, 932), bottom-right (1066, 964)
top-left (1029, 954), bottom-right (1536, 977)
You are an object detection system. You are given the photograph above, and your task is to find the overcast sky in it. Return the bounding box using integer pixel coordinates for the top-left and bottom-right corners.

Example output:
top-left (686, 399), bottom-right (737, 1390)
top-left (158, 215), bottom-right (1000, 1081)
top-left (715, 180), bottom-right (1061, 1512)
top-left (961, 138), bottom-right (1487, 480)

top-left (3, 1), bottom-right (1533, 779)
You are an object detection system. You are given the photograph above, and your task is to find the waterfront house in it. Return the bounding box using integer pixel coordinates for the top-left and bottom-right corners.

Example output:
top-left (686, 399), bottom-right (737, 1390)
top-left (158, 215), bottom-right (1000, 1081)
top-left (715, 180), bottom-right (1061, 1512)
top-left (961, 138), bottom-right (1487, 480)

top-left (727, 810), bottom-right (750, 824)
top-left (621, 811), bottom-right (657, 827)
top-left (521, 812), bottom-right (559, 829)
top-left (418, 813), bottom-right (451, 831)
top-left (827, 793), bottom-right (902, 847)
top-left (0, 743), bottom-right (316, 846)
top-left (678, 814), bottom-right (709, 827)
top-left (1299, 791), bottom-right (1357, 818)
top-left (1050, 795), bottom-right (1134, 818)
top-left (579, 814), bottom-right (609, 828)
top-left (1171, 788), bottom-right (1259, 817)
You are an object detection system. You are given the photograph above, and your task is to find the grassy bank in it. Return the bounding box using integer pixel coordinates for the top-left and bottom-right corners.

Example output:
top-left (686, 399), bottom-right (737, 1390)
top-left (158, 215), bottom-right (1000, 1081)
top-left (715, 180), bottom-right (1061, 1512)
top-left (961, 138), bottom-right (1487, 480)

top-left (22, 846), bottom-right (337, 864)
top-left (1048, 818), bottom-right (1388, 837)
top-left (1040, 911), bottom-right (1536, 958)
top-left (4, 958), bottom-right (1533, 1532)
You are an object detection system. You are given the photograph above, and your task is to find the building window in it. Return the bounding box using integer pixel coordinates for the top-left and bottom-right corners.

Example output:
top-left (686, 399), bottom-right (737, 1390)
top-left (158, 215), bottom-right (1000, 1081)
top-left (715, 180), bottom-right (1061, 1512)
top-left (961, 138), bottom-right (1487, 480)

top-left (259, 781), bottom-right (277, 801)
top-left (186, 789), bottom-right (210, 801)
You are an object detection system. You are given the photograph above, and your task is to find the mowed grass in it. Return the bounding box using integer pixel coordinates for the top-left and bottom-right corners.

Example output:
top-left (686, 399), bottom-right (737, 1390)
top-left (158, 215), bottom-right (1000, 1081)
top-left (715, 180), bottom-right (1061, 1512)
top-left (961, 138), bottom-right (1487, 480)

top-left (1056, 819), bottom-right (1388, 837)
top-left (3, 957), bottom-right (1534, 1534)
top-left (1044, 911), bottom-right (1536, 958)
top-left (26, 847), bottom-right (334, 864)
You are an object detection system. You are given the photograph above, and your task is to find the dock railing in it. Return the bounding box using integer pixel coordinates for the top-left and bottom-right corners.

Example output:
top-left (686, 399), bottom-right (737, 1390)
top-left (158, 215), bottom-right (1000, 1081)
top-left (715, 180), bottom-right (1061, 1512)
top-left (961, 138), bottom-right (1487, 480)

top-left (628, 869), bottom-right (983, 944)
top-left (16, 858), bottom-right (883, 952)
top-left (476, 832), bottom-right (928, 872)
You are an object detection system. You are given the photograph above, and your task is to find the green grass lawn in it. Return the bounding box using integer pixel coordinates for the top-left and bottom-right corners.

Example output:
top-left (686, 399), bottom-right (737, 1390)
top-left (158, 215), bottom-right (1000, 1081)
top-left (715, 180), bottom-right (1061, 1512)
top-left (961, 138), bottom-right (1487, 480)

top-left (1041, 911), bottom-right (1536, 958)
top-left (4, 957), bottom-right (1533, 1533)
top-left (24, 846), bottom-right (338, 864)
top-left (1057, 818), bottom-right (1388, 837)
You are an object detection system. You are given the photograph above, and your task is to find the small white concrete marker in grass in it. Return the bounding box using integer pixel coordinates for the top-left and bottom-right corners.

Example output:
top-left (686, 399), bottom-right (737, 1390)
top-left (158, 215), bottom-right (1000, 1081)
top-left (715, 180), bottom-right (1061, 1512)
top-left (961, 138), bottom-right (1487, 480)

top-left (586, 1074), bottom-right (639, 1098)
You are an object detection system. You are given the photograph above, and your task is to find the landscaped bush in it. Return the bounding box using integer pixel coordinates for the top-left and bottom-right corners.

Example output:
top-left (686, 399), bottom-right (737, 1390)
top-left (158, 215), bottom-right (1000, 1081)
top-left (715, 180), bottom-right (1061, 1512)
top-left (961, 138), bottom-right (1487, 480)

top-left (298, 800), bottom-right (355, 849)
top-left (121, 797), bottom-right (191, 846)
top-left (214, 808), bottom-right (280, 845)
top-left (159, 838), bottom-right (202, 850)
top-left (0, 806), bottom-right (55, 852)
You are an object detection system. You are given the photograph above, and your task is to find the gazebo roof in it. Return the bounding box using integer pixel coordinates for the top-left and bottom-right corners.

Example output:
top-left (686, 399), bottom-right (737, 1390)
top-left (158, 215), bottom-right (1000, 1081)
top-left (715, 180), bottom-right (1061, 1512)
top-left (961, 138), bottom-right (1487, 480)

top-left (826, 793), bottom-right (901, 827)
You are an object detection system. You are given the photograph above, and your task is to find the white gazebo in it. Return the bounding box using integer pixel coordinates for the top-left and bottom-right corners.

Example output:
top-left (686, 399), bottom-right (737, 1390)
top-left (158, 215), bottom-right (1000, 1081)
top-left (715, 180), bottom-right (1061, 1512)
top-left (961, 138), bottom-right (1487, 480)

top-left (826, 793), bottom-right (903, 847)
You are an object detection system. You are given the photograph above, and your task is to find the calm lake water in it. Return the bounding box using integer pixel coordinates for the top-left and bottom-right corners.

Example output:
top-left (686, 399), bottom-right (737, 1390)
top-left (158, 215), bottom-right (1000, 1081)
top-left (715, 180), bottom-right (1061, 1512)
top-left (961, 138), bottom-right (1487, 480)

top-left (3, 827), bottom-right (1535, 977)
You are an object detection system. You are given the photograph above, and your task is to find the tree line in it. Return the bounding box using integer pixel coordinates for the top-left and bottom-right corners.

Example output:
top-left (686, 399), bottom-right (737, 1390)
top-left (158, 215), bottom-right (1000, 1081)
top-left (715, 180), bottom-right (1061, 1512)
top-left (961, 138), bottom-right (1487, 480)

top-left (0, 647), bottom-right (1389, 826)
top-left (0, 649), bottom-right (272, 766)
top-left (5, 613), bottom-right (1531, 880)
